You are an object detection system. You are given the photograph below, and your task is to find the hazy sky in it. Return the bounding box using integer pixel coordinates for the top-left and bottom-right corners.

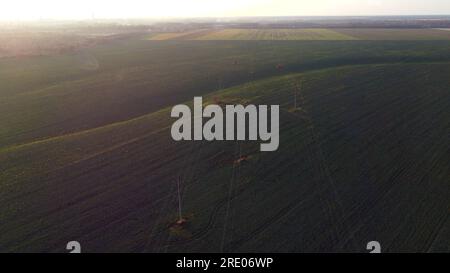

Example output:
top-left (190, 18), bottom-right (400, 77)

top-left (1, 0), bottom-right (450, 20)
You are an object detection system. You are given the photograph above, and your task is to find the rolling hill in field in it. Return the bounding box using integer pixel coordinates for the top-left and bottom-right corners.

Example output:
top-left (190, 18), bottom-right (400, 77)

top-left (0, 38), bottom-right (449, 252)
top-left (2, 40), bottom-right (450, 149)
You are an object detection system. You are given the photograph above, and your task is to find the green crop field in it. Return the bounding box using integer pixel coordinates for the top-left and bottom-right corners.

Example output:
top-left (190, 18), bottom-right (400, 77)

top-left (335, 28), bottom-right (450, 40)
top-left (0, 37), bottom-right (449, 252)
top-left (190, 28), bottom-right (357, 40)
top-left (147, 28), bottom-right (450, 41)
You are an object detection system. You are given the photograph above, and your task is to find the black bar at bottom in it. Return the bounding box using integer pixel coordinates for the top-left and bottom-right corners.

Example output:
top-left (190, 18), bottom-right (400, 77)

top-left (0, 253), bottom-right (446, 272)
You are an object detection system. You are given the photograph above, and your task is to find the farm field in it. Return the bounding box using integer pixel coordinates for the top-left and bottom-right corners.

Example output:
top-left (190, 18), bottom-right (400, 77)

top-left (2, 40), bottom-right (450, 149)
top-left (188, 28), bottom-right (355, 40)
top-left (336, 28), bottom-right (450, 40)
top-left (0, 38), bottom-right (449, 252)
top-left (147, 28), bottom-right (450, 40)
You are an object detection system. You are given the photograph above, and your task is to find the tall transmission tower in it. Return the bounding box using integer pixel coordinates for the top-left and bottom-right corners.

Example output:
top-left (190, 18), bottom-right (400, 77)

top-left (177, 176), bottom-right (183, 223)
top-left (294, 79), bottom-right (301, 109)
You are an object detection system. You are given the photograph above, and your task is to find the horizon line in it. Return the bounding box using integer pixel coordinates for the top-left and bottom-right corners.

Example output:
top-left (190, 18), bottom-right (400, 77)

top-left (2, 14), bottom-right (450, 23)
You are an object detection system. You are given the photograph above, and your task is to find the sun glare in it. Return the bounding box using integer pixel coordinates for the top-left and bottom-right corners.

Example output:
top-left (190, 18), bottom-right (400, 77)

top-left (0, 0), bottom-right (271, 20)
top-left (0, 0), bottom-right (449, 21)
